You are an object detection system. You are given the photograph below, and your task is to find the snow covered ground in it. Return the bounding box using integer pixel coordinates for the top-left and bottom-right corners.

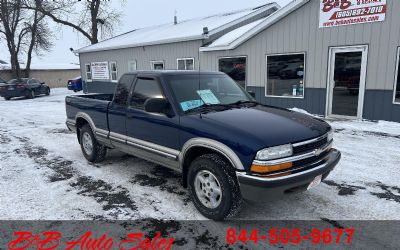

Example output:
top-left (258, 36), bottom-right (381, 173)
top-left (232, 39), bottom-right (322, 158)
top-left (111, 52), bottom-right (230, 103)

top-left (0, 88), bottom-right (399, 220)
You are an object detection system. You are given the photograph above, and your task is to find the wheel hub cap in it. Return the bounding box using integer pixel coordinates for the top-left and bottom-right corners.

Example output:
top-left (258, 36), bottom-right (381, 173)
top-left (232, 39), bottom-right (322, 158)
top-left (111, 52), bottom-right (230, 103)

top-left (82, 132), bottom-right (93, 155)
top-left (194, 170), bottom-right (222, 209)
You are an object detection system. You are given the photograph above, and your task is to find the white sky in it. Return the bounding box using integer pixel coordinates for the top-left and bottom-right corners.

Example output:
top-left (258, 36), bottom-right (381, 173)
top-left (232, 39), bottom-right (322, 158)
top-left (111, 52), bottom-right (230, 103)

top-left (0, 0), bottom-right (292, 65)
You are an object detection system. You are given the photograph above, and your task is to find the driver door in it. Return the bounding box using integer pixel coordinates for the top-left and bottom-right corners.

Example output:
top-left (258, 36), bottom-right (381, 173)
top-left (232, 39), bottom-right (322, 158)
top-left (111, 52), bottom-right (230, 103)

top-left (125, 75), bottom-right (180, 168)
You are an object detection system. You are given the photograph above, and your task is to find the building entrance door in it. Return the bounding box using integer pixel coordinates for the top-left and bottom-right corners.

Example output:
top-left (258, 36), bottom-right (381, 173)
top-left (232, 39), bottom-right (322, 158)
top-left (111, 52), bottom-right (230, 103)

top-left (327, 45), bottom-right (368, 118)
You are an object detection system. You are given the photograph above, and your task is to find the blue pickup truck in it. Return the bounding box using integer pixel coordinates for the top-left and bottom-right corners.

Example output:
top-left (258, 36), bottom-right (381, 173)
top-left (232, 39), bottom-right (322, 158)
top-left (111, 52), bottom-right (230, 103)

top-left (65, 71), bottom-right (341, 220)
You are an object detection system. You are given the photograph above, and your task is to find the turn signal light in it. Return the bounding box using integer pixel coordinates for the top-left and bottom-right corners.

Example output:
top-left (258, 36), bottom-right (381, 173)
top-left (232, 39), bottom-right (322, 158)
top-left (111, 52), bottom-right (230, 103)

top-left (251, 162), bottom-right (293, 174)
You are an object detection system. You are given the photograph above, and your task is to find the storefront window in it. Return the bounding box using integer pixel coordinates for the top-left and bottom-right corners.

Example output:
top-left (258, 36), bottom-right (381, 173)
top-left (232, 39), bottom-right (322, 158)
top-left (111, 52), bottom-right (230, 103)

top-left (394, 48), bottom-right (400, 103)
top-left (219, 57), bottom-right (246, 89)
top-left (266, 53), bottom-right (305, 97)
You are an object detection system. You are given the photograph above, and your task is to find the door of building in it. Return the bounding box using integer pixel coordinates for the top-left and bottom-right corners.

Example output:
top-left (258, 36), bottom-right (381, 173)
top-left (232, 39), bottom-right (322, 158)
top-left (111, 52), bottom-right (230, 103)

top-left (327, 45), bottom-right (368, 119)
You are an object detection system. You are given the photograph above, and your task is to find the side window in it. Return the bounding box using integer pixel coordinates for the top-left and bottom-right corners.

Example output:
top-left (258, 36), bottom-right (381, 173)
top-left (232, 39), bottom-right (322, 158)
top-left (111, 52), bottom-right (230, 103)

top-left (85, 64), bottom-right (92, 81)
top-left (128, 60), bottom-right (137, 72)
top-left (177, 58), bottom-right (194, 70)
top-left (130, 78), bottom-right (164, 109)
top-left (110, 61), bottom-right (118, 81)
top-left (114, 74), bottom-right (135, 106)
top-left (151, 61), bottom-right (164, 70)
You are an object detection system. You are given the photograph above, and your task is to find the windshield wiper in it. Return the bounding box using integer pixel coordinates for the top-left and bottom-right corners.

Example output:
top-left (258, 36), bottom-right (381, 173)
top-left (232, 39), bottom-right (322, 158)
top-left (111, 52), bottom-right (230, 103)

top-left (184, 103), bottom-right (232, 114)
top-left (229, 100), bottom-right (259, 107)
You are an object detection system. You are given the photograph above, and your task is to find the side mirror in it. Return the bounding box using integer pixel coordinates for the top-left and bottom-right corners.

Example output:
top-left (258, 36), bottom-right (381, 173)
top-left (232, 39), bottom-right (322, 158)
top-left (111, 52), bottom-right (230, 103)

top-left (144, 98), bottom-right (169, 114)
top-left (248, 91), bottom-right (256, 98)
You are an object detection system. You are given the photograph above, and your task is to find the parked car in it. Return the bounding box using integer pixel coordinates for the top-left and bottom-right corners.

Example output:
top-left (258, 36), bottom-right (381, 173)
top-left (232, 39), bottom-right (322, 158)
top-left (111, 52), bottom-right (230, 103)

top-left (67, 76), bottom-right (82, 92)
top-left (65, 71), bottom-right (341, 220)
top-left (0, 78), bottom-right (50, 100)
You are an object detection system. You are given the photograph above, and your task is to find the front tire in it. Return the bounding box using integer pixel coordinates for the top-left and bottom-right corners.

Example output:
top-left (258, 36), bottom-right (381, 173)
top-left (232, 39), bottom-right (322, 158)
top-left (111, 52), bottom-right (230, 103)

top-left (79, 124), bottom-right (107, 163)
top-left (4, 97), bottom-right (10, 100)
top-left (188, 154), bottom-right (243, 221)
top-left (27, 90), bottom-right (35, 99)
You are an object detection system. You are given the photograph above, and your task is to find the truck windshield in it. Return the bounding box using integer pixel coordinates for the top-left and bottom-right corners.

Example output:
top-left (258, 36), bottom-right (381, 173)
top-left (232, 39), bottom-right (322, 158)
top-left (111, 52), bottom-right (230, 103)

top-left (166, 74), bottom-right (255, 113)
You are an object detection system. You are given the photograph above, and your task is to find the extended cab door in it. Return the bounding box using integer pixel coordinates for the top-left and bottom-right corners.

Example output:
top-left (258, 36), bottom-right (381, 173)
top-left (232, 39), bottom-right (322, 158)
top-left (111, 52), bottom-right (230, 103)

top-left (108, 74), bottom-right (136, 146)
top-left (125, 75), bottom-right (180, 168)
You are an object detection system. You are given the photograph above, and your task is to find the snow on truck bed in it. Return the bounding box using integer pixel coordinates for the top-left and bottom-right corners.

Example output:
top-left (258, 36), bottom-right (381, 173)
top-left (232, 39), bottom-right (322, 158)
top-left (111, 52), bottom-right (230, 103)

top-left (0, 88), bottom-right (399, 220)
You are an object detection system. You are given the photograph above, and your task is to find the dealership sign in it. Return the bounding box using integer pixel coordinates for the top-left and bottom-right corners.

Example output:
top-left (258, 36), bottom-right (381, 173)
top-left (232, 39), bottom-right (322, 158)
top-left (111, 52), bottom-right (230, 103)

top-left (319, 0), bottom-right (387, 28)
top-left (91, 62), bottom-right (110, 80)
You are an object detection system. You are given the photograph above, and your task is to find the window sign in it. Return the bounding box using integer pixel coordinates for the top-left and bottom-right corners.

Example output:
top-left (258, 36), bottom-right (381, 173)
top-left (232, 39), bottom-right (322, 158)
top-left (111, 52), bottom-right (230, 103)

top-left (197, 89), bottom-right (220, 104)
top-left (91, 62), bottom-right (110, 80)
top-left (319, 0), bottom-right (387, 28)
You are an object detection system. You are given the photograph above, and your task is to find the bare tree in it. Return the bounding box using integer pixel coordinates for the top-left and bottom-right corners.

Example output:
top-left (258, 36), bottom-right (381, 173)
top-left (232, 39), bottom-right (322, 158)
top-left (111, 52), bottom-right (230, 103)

top-left (31, 0), bottom-right (123, 44)
top-left (24, 0), bottom-right (53, 77)
top-left (0, 0), bottom-right (24, 78)
top-left (0, 0), bottom-right (53, 78)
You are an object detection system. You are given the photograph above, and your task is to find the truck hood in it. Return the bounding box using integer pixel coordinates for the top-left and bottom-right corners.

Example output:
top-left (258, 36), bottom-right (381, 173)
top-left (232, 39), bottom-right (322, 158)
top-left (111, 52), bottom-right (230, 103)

top-left (182, 105), bottom-right (331, 151)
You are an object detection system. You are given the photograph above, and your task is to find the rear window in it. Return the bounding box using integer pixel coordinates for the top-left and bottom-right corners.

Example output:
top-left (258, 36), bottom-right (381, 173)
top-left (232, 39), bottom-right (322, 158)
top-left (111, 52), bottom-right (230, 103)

top-left (7, 79), bottom-right (28, 84)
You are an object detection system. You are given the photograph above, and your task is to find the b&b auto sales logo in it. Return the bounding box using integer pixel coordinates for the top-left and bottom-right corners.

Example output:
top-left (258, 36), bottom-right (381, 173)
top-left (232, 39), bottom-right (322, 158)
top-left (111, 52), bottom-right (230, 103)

top-left (322, 0), bottom-right (352, 12)
top-left (319, 0), bottom-right (387, 28)
top-left (7, 231), bottom-right (174, 250)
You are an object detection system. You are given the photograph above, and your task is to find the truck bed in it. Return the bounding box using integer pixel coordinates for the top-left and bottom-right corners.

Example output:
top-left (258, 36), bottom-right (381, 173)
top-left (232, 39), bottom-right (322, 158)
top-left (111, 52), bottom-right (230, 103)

top-left (65, 94), bottom-right (113, 132)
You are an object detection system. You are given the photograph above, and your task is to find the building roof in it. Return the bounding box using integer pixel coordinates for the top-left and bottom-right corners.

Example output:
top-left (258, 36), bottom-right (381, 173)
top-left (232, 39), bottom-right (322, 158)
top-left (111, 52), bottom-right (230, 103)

top-left (77, 3), bottom-right (279, 54)
top-left (200, 0), bottom-right (309, 52)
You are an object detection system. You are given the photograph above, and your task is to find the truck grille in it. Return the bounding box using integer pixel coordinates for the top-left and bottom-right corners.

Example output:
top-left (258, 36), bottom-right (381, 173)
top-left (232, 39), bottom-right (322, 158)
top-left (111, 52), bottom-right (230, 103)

top-left (293, 135), bottom-right (328, 155)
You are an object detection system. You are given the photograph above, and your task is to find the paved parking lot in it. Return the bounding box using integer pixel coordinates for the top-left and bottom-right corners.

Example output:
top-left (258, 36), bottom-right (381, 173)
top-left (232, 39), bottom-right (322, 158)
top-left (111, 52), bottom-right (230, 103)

top-left (0, 89), bottom-right (399, 220)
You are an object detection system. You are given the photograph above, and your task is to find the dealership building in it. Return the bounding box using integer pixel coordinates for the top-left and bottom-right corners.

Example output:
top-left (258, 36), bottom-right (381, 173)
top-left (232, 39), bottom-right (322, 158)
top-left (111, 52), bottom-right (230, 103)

top-left (77, 0), bottom-right (400, 122)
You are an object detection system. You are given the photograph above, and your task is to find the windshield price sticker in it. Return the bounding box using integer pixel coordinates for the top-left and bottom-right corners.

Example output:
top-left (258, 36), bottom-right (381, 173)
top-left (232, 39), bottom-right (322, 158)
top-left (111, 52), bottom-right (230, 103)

top-left (196, 89), bottom-right (220, 105)
top-left (180, 99), bottom-right (204, 112)
top-left (226, 227), bottom-right (355, 246)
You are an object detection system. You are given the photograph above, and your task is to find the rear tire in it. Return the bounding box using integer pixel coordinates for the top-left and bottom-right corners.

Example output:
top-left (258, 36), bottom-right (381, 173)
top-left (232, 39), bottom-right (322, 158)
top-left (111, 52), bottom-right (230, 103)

top-left (188, 153), bottom-right (243, 221)
top-left (45, 87), bottom-right (50, 96)
top-left (4, 97), bottom-right (10, 100)
top-left (79, 124), bottom-right (107, 163)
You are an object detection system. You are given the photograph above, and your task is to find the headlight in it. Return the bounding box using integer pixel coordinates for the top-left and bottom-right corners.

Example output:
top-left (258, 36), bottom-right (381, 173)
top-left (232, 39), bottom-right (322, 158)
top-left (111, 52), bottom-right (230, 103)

top-left (255, 144), bottom-right (293, 161)
top-left (327, 130), bottom-right (333, 142)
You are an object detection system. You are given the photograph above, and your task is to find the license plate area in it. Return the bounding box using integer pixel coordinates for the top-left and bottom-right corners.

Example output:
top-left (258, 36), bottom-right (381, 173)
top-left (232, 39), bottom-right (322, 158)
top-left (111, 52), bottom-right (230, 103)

top-left (307, 175), bottom-right (322, 190)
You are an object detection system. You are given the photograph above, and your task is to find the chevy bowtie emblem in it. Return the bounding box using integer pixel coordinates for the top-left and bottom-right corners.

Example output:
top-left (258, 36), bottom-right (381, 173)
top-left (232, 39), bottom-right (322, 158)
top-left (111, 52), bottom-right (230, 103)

top-left (314, 148), bottom-right (323, 156)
